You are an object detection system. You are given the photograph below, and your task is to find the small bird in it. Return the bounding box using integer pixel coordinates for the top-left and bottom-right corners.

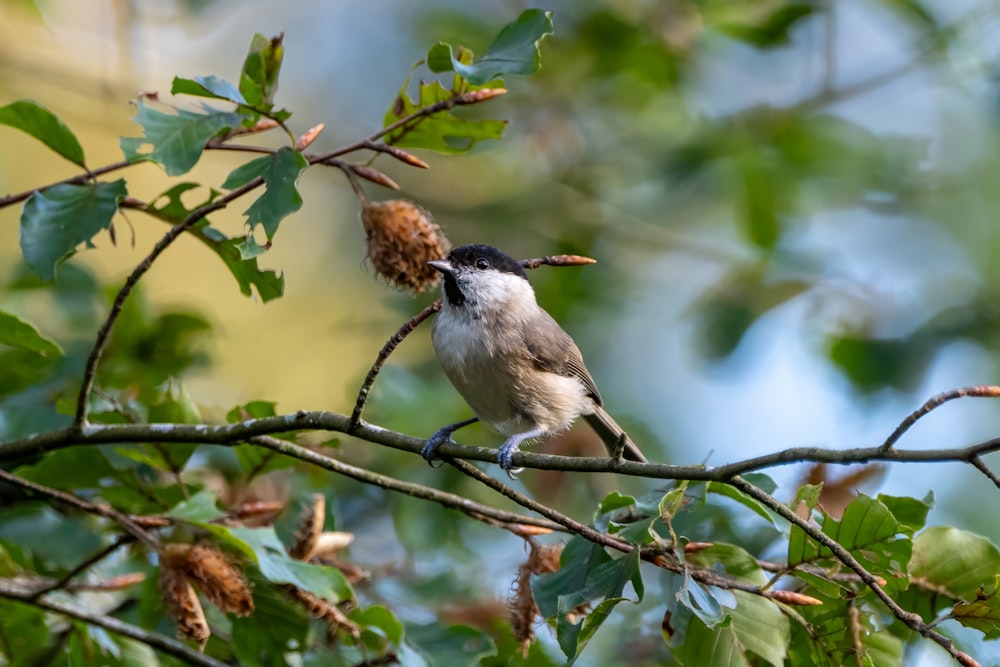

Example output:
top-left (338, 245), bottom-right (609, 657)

top-left (421, 244), bottom-right (646, 475)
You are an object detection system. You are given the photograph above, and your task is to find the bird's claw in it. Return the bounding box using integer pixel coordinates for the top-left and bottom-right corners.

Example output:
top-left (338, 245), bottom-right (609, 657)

top-left (421, 429), bottom-right (455, 466)
top-left (497, 441), bottom-right (523, 479)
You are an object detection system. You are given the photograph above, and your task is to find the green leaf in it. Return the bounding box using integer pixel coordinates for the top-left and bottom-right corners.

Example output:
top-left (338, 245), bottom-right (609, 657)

top-left (166, 489), bottom-right (224, 523)
top-left (212, 525), bottom-right (353, 602)
top-left (430, 9), bottom-right (554, 85)
top-left (383, 78), bottom-right (506, 153)
top-left (707, 482), bottom-right (776, 526)
top-left (231, 575), bottom-right (309, 667)
top-left (950, 575), bottom-right (1000, 638)
top-left (789, 494), bottom-right (912, 593)
top-left (171, 75), bottom-right (247, 105)
top-left (120, 99), bottom-right (243, 176)
top-left (675, 591), bottom-right (789, 667)
top-left (0, 601), bottom-right (49, 663)
top-left (145, 183), bottom-right (284, 302)
top-left (877, 493), bottom-right (931, 534)
top-left (222, 154), bottom-right (271, 189)
top-left (686, 543), bottom-right (767, 586)
top-left (717, 4), bottom-right (816, 48)
top-left (15, 447), bottom-right (117, 491)
top-left (597, 490), bottom-right (637, 515)
top-left (0, 99), bottom-right (85, 166)
top-left (910, 526), bottom-right (1000, 601)
top-left (352, 605), bottom-right (405, 645)
top-left (532, 537), bottom-right (641, 660)
top-left (736, 151), bottom-right (784, 249)
top-left (239, 147), bottom-right (308, 240)
top-left (235, 236), bottom-right (268, 260)
top-left (405, 623), bottom-right (495, 666)
top-left (240, 33), bottom-right (284, 108)
top-left (0, 310), bottom-right (62, 356)
top-left (19, 180), bottom-right (127, 281)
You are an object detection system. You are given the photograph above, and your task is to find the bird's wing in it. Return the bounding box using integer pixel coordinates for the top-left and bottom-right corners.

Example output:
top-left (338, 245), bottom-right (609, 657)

top-left (522, 311), bottom-right (604, 406)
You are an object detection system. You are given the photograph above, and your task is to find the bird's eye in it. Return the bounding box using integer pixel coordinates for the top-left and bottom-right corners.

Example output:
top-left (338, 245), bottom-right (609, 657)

top-left (475, 257), bottom-right (490, 270)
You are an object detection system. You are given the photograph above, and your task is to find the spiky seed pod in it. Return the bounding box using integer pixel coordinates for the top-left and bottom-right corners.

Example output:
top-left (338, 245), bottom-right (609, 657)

top-left (360, 199), bottom-right (451, 293)
top-left (158, 559), bottom-right (209, 646)
top-left (290, 493), bottom-right (326, 561)
top-left (509, 542), bottom-right (564, 654)
top-left (285, 584), bottom-right (361, 643)
top-left (186, 544), bottom-right (254, 617)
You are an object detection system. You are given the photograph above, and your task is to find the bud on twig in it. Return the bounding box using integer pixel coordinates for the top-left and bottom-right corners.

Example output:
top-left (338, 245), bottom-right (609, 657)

top-left (455, 88), bottom-right (508, 105)
top-left (767, 589), bottom-right (823, 606)
top-left (350, 164), bottom-right (400, 190)
top-left (296, 123), bottom-right (325, 151)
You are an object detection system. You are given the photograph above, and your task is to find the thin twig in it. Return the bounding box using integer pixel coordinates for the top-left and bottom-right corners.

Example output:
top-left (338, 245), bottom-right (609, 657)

top-left (728, 476), bottom-right (980, 667)
top-left (445, 457), bottom-right (632, 552)
top-left (0, 159), bottom-right (134, 209)
top-left (880, 386), bottom-right (1000, 451)
top-left (205, 143), bottom-right (275, 154)
top-left (0, 579), bottom-right (227, 667)
top-left (29, 535), bottom-right (135, 600)
top-left (73, 175), bottom-right (267, 427)
top-left (359, 140), bottom-right (429, 168)
top-left (0, 468), bottom-right (160, 551)
top-left (968, 455), bottom-right (1000, 491)
top-left (349, 302), bottom-right (441, 429)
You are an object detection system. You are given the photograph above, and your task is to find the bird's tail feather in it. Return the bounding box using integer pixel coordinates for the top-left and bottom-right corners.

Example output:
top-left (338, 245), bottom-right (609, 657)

top-left (583, 406), bottom-right (647, 463)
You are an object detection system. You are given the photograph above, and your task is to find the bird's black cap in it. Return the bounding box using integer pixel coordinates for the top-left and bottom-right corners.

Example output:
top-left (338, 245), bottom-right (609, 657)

top-left (446, 244), bottom-right (528, 280)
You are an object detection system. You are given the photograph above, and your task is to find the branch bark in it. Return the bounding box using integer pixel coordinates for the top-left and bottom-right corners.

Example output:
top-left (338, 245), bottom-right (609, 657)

top-left (0, 579), bottom-right (227, 667)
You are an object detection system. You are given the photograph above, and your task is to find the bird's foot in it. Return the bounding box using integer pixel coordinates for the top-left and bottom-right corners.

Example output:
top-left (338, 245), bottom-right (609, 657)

top-left (497, 439), bottom-right (524, 479)
top-left (421, 417), bottom-right (479, 467)
top-left (421, 429), bottom-right (454, 468)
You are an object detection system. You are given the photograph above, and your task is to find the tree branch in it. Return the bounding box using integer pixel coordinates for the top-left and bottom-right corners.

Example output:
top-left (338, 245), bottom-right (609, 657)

top-left (0, 468), bottom-right (160, 551)
top-left (6, 410), bottom-right (1000, 484)
top-left (880, 386), bottom-right (1000, 452)
top-left (0, 579), bottom-right (227, 667)
top-left (0, 159), bottom-right (134, 209)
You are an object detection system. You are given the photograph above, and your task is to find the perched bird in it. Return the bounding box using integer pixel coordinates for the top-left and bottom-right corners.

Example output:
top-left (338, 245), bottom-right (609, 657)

top-left (421, 244), bottom-right (646, 475)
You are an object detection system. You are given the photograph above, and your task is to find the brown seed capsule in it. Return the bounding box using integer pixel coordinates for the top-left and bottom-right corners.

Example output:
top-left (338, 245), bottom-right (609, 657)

top-left (159, 562), bottom-right (210, 646)
top-left (289, 493), bottom-right (326, 561)
top-left (360, 199), bottom-right (451, 293)
top-left (186, 544), bottom-right (254, 617)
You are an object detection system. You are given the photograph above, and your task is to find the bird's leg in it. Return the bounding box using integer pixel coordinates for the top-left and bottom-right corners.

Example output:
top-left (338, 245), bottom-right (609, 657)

top-left (497, 428), bottom-right (546, 479)
top-left (421, 417), bottom-right (479, 465)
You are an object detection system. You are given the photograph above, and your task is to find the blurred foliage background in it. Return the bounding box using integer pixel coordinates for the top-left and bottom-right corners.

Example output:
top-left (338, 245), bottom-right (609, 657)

top-left (4, 0), bottom-right (1000, 664)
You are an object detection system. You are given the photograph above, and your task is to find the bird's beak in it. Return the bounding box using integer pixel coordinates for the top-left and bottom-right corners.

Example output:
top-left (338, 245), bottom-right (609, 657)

top-left (427, 259), bottom-right (454, 276)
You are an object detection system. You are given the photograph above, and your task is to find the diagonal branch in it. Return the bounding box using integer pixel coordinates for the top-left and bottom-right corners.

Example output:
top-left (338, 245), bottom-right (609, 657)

top-left (880, 386), bottom-right (1000, 452)
top-left (0, 159), bottom-right (134, 209)
top-left (72, 175), bottom-right (267, 427)
top-left (0, 578), bottom-right (227, 667)
top-left (0, 468), bottom-right (160, 551)
top-left (246, 434), bottom-right (561, 532)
